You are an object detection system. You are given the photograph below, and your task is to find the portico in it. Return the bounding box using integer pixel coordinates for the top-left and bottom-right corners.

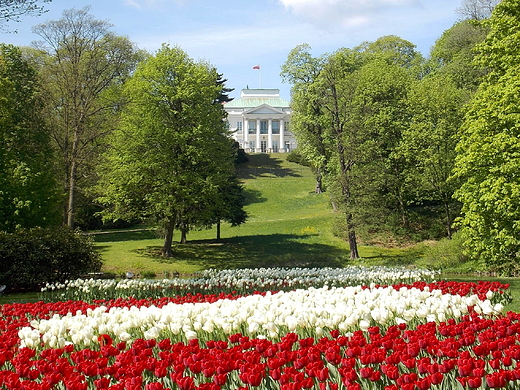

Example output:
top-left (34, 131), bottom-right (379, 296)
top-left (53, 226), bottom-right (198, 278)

top-left (224, 88), bottom-right (297, 153)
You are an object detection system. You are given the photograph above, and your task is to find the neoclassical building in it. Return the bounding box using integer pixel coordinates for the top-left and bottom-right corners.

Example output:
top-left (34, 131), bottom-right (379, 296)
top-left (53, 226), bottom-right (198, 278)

top-left (224, 88), bottom-right (297, 153)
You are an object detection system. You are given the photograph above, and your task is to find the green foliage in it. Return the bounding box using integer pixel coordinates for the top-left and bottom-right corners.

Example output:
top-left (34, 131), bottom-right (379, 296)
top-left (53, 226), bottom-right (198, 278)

top-left (98, 45), bottom-right (240, 254)
top-left (422, 231), bottom-right (469, 270)
top-left (33, 7), bottom-right (144, 228)
top-left (0, 43), bottom-right (60, 232)
top-left (399, 74), bottom-right (469, 238)
top-left (0, 226), bottom-right (102, 292)
top-left (428, 20), bottom-right (489, 90)
top-left (232, 141), bottom-right (249, 165)
top-left (454, 0), bottom-right (520, 276)
top-left (285, 150), bottom-right (310, 167)
top-left (358, 35), bottom-right (424, 74)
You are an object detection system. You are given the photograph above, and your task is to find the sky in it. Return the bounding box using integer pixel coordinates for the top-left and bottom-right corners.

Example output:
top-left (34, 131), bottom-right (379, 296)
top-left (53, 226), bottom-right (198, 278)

top-left (0, 0), bottom-right (463, 100)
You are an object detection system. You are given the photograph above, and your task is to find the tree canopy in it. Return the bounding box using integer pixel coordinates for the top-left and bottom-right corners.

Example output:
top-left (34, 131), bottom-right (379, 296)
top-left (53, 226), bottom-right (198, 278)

top-left (98, 45), bottom-right (242, 256)
top-left (454, 0), bottom-right (520, 275)
top-left (32, 7), bottom-right (143, 228)
top-left (0, 43), bottom-right (60, 231)
top-left (0, 0), bottom-right (51, 31)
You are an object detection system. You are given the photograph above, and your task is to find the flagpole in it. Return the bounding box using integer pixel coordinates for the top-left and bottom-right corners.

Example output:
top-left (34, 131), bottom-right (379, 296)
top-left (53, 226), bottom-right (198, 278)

top-left (253, 64), bottom-right (262, 89)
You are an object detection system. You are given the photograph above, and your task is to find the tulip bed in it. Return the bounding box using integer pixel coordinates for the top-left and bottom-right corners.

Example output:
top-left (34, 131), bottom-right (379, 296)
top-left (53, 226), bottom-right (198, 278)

top-left (41, 267), bottom-right (441, 302)
top-left (0, 268), bottom-right (518, 390)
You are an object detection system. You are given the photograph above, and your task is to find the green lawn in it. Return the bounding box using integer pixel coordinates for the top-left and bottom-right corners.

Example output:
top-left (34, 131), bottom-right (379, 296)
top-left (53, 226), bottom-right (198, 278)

top-left (91, 153), bottom-right (441, 276)
top-left (93, 153), bottom-right (351, 275)
top-left (91, 153), bottom-right (520, 312)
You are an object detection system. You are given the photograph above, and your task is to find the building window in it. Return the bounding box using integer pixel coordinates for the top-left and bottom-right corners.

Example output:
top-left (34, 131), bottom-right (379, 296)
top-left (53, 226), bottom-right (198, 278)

top-left (260, 120), bottom-right (268, 134)
top-left (236, 121), bottom-right (243, 133)
top-left (225, 121), bottom-right (230, 130)
top-left (248, 121), bottom-right (256, 134)
top-left (272, 140), bottom-right (279, 153)
top-left (284, 121), bottom-right (290, 133)
top-left (249, 140), bottom-right (255, 150)
top-left (272, 120), bottom-right (280, 134)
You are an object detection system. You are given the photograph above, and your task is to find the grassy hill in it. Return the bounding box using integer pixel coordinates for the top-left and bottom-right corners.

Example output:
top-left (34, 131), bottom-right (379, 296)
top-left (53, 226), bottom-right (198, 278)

top-left (93, 153), bottom-right (433, 277)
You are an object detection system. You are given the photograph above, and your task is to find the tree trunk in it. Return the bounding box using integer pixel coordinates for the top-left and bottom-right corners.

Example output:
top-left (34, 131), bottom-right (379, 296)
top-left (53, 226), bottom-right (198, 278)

top-left (67, 159), bottom-right (77, 229)
top-left (347, 212), bottom-right (360, 259)
top-left (315, 171), bottom-right (323, 194)
top-left (162, 217), bottom-right (175, 257)
top-left (67, 127), bottom-right (80, 229)
top-left (216, 220), bottom-right (221, 241)
top-left (180, 223), bottom-right (187, 244)
top-left (444, 194), bottom-right (453, 239)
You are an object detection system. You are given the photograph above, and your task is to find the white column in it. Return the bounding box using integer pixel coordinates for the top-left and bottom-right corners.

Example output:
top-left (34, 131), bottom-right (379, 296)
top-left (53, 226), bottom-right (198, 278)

top-left (268, 119), bottom-right (272, 153)
top-left (256, 119), bottom-right (261, 152)
top-left (243, 116), bottom-right (248, 151)
top-left (280, 119), bottom-right (285, 153)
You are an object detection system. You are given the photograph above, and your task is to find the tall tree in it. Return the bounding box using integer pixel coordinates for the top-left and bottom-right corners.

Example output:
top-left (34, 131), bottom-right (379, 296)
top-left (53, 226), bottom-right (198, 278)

top-left (360, 35), bottom-right (424, 73)
top-left (0, 44), bottom-right (60, 231)
top-left (400, 75), bottom-right (469, 238)
top-left (0, 0), bottom-right (50, 31)
top-left (98, 45), bottom-right (235, 257)
top-left (281, 44), bottom-right (328, 194)
top-left (453, 0), bottom-right (520, 275)
top-left (204, 174), bottom-right (247, 241)
top-left (316, 48), bottom-right (365, 259)
top-left (351, 58), bottom-right (415, 232)
top-left (283, 37), bottom-right (420, 256)
top-left (32, 7), bottom-right (142, 228)
top-left (456, 0), bottom-right (501, 20)
top-left (428, 20), bottom-right (489, 91)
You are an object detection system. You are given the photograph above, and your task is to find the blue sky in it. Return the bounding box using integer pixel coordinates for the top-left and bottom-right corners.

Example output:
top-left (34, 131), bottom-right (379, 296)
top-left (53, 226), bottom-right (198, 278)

top-left (1, 0), bottom-right (462, 100)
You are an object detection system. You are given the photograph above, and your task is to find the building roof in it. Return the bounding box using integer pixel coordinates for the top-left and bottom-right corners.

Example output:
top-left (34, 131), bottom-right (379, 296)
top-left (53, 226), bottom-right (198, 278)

top-left (224, 88), bottom-right (290, 109)
top-left (224, 97), bottom-right (290, 108)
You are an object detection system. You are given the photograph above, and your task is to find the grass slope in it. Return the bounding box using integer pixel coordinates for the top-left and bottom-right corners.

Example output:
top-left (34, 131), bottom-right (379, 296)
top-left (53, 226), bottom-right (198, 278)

top-left (88, 153), bottom-right (520, 311)
top-left (93, 153), bottom-right (432, 277)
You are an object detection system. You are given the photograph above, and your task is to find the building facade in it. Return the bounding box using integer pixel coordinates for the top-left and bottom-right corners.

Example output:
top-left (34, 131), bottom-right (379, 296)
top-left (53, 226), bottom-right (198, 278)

top-left (224, 88), bottom-right (297, 153)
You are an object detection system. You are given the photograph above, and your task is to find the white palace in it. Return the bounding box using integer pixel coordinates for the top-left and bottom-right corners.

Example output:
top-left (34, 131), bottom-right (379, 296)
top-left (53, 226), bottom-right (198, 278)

top-left (224, 88), bottom-right (297, 153)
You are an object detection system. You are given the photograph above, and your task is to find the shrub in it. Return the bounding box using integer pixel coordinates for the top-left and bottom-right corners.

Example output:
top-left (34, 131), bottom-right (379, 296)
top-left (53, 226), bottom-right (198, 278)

top-left (0, 226), bottom-right (102, 292)
top-left (422, 231), bottom-right (469, 271)
top-left (232, 141), bottom-right (249, 165)
top-left (286, 150), bottom-right (310, 167)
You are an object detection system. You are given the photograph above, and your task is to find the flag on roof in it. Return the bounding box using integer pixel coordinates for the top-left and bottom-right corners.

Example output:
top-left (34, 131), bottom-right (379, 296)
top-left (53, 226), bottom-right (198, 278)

top-left (253, 65), bottom-right (260, 70)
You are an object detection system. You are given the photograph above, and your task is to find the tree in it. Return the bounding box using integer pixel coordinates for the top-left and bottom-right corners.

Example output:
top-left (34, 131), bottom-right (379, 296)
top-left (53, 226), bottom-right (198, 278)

top-left (0, 43), bottom-right (60, 232)
top-left (32, 7), bottom-right (142, 229)
top-left (280, 43), bottom-right (324, 86)
top-left (206, 175), bottom-right (248, 241)
top-left (456, 0), bottom-right (501, 20)
top-left (98, 45), bottom-right (236, 257)
top-left (453, 0), bottom-right (520, 275)
top-left (215, 73), bottom-right (234, 104)
top-left (359, 35), bottom-right (424, 73)
top-left (0, 0), bottom-right (50, 31)
top-left (400, 75), bottom-right (469, 238)
top-left (428, 20), bottom-right (489, 91)
top-left (315, 48), bottom-right (365, 259)
top-left (281, 44), bottom-right (329, 194)
top-left (283, 37), bottom-right (420, 257)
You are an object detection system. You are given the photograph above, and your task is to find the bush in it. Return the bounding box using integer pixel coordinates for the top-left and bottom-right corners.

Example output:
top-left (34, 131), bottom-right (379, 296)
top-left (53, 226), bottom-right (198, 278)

top-left (232, 141), bottom-right (249, 165)
top-left (422, 231), bottom-right (469, 271)
top-left (286, 150), bottom-right (310, 167)
top-left (0, 226), bottom-right (102, 292)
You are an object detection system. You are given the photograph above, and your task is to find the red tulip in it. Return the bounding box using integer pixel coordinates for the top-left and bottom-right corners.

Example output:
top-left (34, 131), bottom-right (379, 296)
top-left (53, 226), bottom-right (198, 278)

top-left (467, 376), bottom-right (482, 388)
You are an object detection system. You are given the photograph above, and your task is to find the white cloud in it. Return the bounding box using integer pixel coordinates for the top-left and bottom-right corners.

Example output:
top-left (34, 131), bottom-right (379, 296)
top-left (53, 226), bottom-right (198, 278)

top-left (278, 0), bottom-right (421, 30)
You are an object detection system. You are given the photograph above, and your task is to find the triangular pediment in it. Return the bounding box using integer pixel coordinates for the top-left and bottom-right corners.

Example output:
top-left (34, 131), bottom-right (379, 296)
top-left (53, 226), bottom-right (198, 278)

top-left (244, 104), bottom-right (285, 115)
